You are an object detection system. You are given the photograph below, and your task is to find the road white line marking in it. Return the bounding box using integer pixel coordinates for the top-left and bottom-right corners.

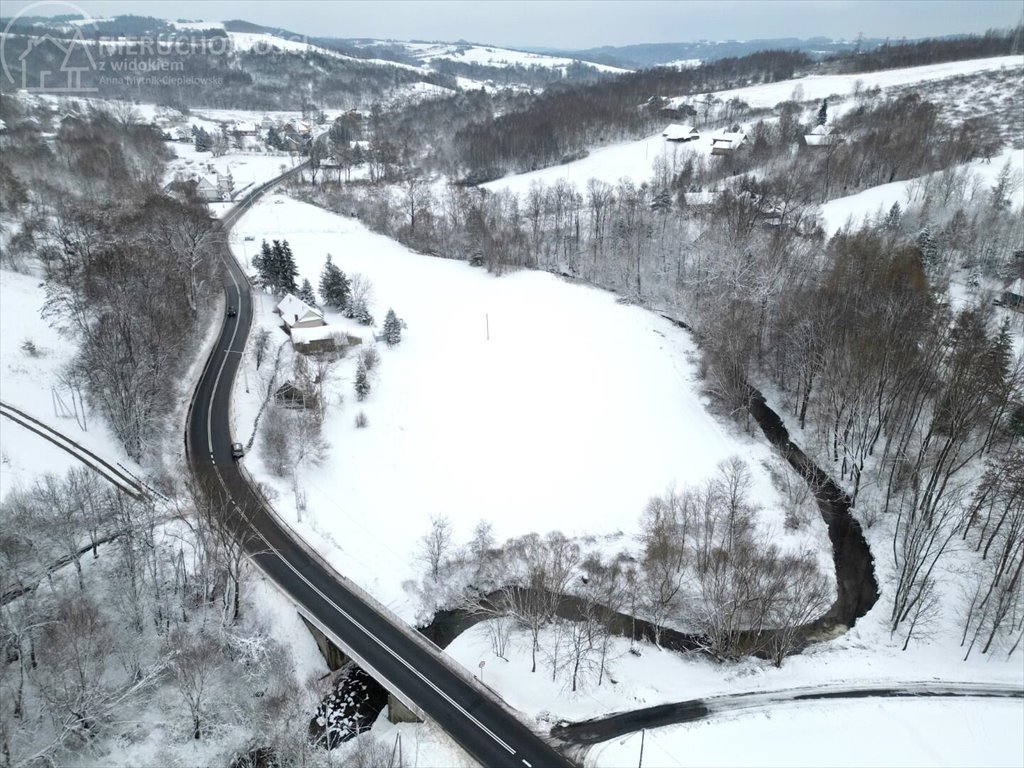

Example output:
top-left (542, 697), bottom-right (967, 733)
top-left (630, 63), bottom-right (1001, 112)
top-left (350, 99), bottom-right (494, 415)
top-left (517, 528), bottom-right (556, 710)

top-left (206, 264), bottom-right (244, 455)
top-left (522, 760), bottom-right (533, 767)
top-left (209, 466), bottom-right (517, 756)
top-left (203, 179), bottom-right (519, 760)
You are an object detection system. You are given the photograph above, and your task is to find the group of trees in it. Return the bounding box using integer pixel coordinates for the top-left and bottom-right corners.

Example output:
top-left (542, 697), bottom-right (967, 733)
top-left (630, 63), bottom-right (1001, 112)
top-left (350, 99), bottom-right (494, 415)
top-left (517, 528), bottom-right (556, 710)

top-left (416, 459), bottom-right (832, 693)
top-left (253, 239), bottom-right (300, 296)
top-left (0, 470), bottom-right (320, 766)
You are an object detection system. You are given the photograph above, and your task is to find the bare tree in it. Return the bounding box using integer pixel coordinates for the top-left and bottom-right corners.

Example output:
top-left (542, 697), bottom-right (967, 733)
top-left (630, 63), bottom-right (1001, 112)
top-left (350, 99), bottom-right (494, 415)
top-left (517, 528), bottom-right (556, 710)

top-left (164, 625), bottom-right (223, 740)
top-left (420, 515), bottom-right (453, 580)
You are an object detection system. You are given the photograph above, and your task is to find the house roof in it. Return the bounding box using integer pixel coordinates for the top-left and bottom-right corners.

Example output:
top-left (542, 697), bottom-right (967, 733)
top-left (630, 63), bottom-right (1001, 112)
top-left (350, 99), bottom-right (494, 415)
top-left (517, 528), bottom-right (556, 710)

top-left (276, 293), bottom-right (323, 324)
top-left (711, 131), bottom-right (745, 143)
top-left (290, 325), bottom-right (345, 345)
top-left (662, 123), bottom-right (698, 140)
top-left (711, 132), bottom-right (746, 149)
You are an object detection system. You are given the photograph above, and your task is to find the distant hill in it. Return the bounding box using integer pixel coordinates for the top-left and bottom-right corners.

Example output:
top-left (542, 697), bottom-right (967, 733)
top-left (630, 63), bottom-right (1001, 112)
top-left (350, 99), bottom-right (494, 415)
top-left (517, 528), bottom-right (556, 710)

top-left (523, 37), bottom-right (890, 69)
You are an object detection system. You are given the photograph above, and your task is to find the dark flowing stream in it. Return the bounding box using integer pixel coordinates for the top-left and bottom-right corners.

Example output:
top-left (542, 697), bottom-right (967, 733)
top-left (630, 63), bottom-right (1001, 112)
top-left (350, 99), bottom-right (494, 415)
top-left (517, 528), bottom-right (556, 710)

top-left (419, 382), bottom-right (880, 652)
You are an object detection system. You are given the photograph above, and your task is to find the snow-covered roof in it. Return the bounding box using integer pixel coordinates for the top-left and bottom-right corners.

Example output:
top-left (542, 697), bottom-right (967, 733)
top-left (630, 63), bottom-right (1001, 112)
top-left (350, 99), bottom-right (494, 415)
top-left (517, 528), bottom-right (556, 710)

top-left (805, 126), bottom-right (841, 146)
top-left (662, 123), bottom-right (698, 140)
top-left (711, 131), bottom-right (746, 149)
top-left (290, 325), bottom-right (347, 345)
top-left (233, 121), bottom-right (258, 133)
top-left (276, 293), bottom-right (323, 325)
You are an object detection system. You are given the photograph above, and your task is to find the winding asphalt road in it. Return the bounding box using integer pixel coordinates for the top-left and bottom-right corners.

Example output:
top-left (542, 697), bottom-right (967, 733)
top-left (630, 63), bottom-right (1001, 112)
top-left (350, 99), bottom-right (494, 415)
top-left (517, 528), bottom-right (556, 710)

top-left (185, 169), bottom-right (572, 768)
top-left (552, 681), bottom-right (1024, 746)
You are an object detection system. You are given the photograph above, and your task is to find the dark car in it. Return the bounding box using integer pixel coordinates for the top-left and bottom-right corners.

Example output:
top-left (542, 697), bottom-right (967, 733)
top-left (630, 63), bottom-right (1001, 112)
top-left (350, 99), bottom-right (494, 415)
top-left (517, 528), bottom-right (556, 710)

top-left (227, 306), bottom-right (237, 317)
top-left (231, 442), bottom-right (244, 460)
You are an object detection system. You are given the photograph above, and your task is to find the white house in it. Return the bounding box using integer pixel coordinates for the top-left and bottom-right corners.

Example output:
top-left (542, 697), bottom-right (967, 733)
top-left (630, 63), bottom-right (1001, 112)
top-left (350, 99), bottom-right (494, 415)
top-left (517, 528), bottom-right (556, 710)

top-left (804, 124), bottom-right (842, 147)
top-left (194, 176), bottom-right (221, 202)
top-left (710, 131), bottom-right (746, 156)
top-left (662, 123), bottom-right (699, 142)
top-left (275, 293), bottom-right (325, 331)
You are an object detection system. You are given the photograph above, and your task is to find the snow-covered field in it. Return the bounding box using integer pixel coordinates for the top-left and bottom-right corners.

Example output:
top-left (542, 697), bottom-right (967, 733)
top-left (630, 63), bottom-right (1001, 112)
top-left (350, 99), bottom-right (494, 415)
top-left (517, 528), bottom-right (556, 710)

top-left (0, 269), bottom-right (136, 499)
top-left (671, 55), bottom-right (1024, 110)
top-left (229, 195), bottom-right (813, 623)
top-left (482, 132), bottom-right (710, 196)
top-left (819, 147), bottom-right (1024, 234)
top-left (589, 697), bottom-right (1023, 768)
top-left (369, 40), bottom-right (630, 74)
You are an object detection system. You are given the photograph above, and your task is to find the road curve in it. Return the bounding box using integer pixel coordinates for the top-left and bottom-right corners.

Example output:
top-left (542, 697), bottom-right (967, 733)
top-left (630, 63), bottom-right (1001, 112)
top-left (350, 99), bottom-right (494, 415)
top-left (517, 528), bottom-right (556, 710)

top-left (552, 681), bottom-right (1024, 746)
top-left (185, 169), bottom-right (573, 768)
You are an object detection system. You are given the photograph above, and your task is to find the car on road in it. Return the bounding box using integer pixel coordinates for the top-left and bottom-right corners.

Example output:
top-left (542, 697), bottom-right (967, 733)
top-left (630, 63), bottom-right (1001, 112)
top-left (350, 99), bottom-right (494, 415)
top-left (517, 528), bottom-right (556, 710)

top-left (243, 235), bottom-right (255, 241)
top-left (227, 306), bottom-right (237, 317)
top-left (231, 442), bottom-right (245, 460)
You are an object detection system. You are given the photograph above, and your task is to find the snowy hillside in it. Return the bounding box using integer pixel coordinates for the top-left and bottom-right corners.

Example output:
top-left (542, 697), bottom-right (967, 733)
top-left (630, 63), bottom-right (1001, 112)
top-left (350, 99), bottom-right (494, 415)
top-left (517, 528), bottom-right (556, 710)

top-left (820, 148), bottom-right (1024, 234)
top-left (0, 269), bottom-right (138, 498)
top-left (384, 41), bottom-right (631, 74)
top-left (482, 56), bottom-right (1024, 207)
top-left (670, 54), bottom-right (1023, 110)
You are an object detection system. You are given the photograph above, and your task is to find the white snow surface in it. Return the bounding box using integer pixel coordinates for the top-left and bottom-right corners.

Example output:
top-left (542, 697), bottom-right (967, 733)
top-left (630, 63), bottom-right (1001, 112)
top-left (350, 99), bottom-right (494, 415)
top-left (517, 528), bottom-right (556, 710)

top-left (482, 131), bottom-right (711, 196)
top-left (819, 147), bottom-right (1024, 234)
top-left (380, 41), bottom-right (629, 74)
top-left (0, 268), bottom-right (137, 498)
top-left (671, 55), bottom-right (1024, 110)
top-left (589, 698), bottom-right (1024, 767)
top-left (230, 196), bottom-right (800, 623)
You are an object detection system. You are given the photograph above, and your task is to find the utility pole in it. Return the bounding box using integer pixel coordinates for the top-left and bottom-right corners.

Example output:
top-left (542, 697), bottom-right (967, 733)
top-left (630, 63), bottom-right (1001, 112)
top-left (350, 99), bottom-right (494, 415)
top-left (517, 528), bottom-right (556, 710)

top-left (638, 728), bottom-right (645, 768)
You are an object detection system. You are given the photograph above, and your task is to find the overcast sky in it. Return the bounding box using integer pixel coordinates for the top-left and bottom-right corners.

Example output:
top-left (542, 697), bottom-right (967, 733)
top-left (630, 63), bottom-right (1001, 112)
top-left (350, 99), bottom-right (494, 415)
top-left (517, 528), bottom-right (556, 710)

top-left (5, 0), bottom-right (1022, 49)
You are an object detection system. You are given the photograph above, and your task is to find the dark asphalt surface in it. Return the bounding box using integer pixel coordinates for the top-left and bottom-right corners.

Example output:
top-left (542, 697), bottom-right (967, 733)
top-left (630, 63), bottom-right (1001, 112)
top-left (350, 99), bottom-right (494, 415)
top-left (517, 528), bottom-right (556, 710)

top-left (186, 172), bottom-right (572, 768)
top-left (552, 682), bottom-right (1024, 746)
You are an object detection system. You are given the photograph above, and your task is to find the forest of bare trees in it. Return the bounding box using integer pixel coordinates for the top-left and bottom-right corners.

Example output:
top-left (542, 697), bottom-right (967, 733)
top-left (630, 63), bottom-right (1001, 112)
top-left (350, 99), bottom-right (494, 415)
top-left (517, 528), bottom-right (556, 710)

top-left (0, 471), bottom-right (320, 766)
top-left (1, 102), bottom-right (222, 462)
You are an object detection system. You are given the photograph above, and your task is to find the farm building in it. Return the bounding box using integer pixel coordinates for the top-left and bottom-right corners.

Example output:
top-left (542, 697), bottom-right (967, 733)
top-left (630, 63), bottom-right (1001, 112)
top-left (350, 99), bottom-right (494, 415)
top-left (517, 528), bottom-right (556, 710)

top-left (662, 124), bottom-right (700, 142)
top-left (710, 131), bottom-right (746, 156)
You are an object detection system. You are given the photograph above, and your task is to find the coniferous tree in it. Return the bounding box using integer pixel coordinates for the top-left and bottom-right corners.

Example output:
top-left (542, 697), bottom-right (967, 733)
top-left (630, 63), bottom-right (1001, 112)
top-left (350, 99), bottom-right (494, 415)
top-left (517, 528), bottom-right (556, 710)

top-left (884, 202), bottom-right (903, 231)
top-left (354, 359), bottom-right (370, 401)
top-left (917, 224), bottom-right (939, 271)
top-left (816, 98), bottom-right (828, 126)
top-left (253, 239), bottom-right (273, 285)
top-left (354, 304), bottom-right (374, 326)
top-left (298, 278), bottom-right (317, 306)
top-left (383, 308), bottom-right (402, 347)
top-left (263, 240), bottom-right (299, 295)
top-left (193, 125), bottom-right (212, 152)
top-left (278, 240), bottom-right (299, 295)
top-left (319, 255), bottom-right (351, 309)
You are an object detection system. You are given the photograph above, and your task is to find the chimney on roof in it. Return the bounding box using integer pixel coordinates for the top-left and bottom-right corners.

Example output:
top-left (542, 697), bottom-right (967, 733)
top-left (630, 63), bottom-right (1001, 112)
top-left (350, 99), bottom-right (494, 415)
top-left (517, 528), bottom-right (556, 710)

top-left (294, 314), bottom-right (299, 323)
